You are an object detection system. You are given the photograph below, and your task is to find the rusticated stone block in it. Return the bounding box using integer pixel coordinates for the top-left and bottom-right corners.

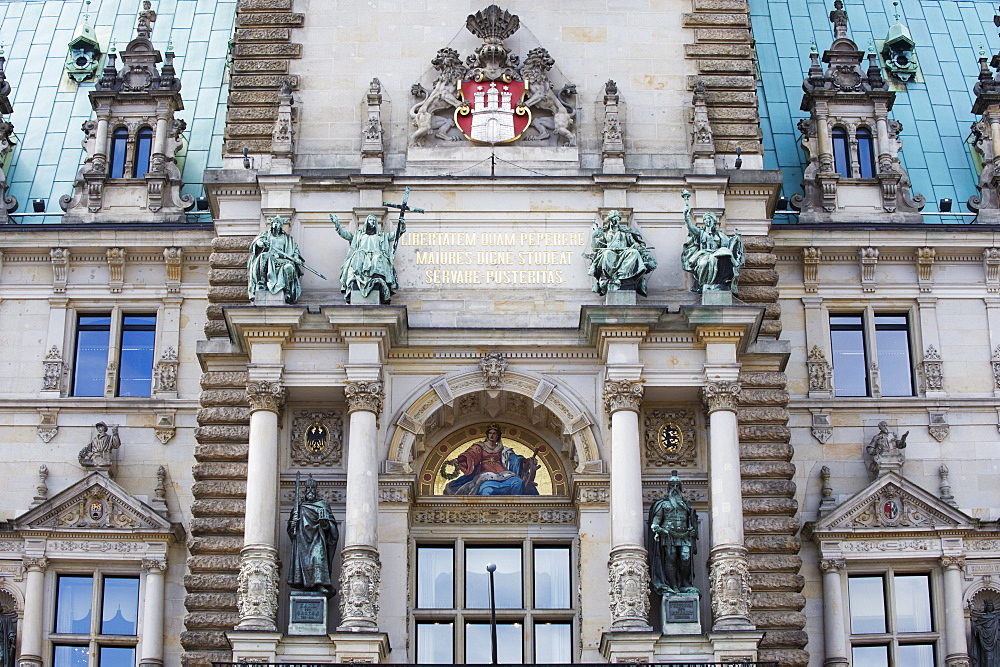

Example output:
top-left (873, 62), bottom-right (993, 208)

top-left (749, 553), bottom-right (802, 571)
top-left (191, 499), bottom-right (247, 518)
top-left (188, 536), bottom-right (244, 554)
top-left (201, 371), bottom-right (249, 388)
top-left (200, 389), bottom-right (250, 407)
top-left (187, 554), bottom-right (241, 572)
top-left (205, 304), bottom-right (226, 321)
top-left (697, 59), bottom-right (755, 75)
top-left (238, 0), bottom-right (292, 9)
top-left (207, 285), bottom-right (249, 302)
top-left (189, 517), bottom-right (245, 536)
top-left (739, 425), bottom-right (791, 443)
top-left (191, 480), bottom-right (247, 499)
top-left (181, 651), bottom-right (233, 667)
top-left (745, 534), bottom-right (801, 553)
top-left (743, 251), bottom-right (776, 268)
top-left (184, 611), bottom-right (242, 630)
top-left (684, 43), bottom-right (753, 57)
top-left (183, 573), bottom-right (239, 591)
top-left (736, 268), bottom-right (778, 285)
top-left (224, 138), bottom-right (273, 153)
top-left (235, 12), bottom-right (304, 27)
top-left (749, 573), bottom-right (805, 592)
top-left (224, 108), bottom-right (278, 123)
top-left (758, 649), bottom-right (808, 667)
top-left (710, 122), bottom-right (761, 137)
top-left (226, 122), bottom-right (277, 136)
top-left (195, 424), bottom-right (251, 443)
top-left (212, 236), bottom-right (255, 253)
top-left (750, 610), bottom-right (808, 628)
top-left (751, 591), bottom-right (806, 610)
top-left (228, 90), bottom-right (280, 105)
top-left (741, 235), bottom-right (775, 252)
top-left (204, 320), bottom-right (231, 339)
top-left (736, 406), bottom-right (789, 423)
top-left (192, 462), bottom-right (249, 481)
top-left (184, 592), bottom-right (238, 611)
top-left (706, 107), bottom-right (760, 121)
top-left (703, 91), bottom-right (757, 105)
top-left (194, 443), bottom-right (249, 462)
top-left (763, 302), bottom-right (781, 319)
top-left (744, 516), bottom-right (799, 534)
top-left (180, 629), bottom-right (232, 650)
top-left (683, 12), bottom-right (749, 26)
top-left (197, 406), bottom-right (252, 425)
top-left (759, 629), bottom-right (809, 649)
top-left (233, 59), bottom-right (289, 73)
top-left (236, 27), bottom-right (291, 40)
top-left (230, 74), bottom-right (298, 89)
top-left (759, 320), bottom-right (783, 336)
top-left (734, 285), bottom-right (779, 302)
top-left (693, 27), bottom-right (752, 43)
top-left (742, 497), bottom-right (798, 515)
top-left (208, 268), bottom-right (247, 286)
top-left (739, 371), bottom-right (786, 388)
top-left (740, 441), bottom-right (793, 460)
top-left (740, 461), bottom-right (796, 478)
top-left (692, 0), bottom-right (748, 9)
top-left (737, 388), bottom-right (789, 406)
top-left (742, 479), bottom-right (796, 497)
top-left (233, 43), bottom-right (302, 58)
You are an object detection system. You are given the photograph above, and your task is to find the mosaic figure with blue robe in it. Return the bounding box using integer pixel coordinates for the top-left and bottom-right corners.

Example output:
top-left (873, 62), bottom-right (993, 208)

top-left (442, 424), bottom-right (539, 496)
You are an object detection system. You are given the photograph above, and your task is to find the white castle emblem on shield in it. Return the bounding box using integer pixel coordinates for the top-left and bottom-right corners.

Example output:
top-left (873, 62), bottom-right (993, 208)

top-left (469, 82), bottom-right (516, 143)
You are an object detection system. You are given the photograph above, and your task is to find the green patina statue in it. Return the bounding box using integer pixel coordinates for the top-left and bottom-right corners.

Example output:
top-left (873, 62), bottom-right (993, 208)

top-left (585, 209), bottom-right (658, 296)
top-left (680, 189), bottom-right (744, 294)
top-left (247, 216), bottom-right (306, 304)
top-left (648, 471), bottom-right (700, 597)
top-left (287, 474), bottom-right (340, 596)
top-left (331, 214), bottom-right (404, 304)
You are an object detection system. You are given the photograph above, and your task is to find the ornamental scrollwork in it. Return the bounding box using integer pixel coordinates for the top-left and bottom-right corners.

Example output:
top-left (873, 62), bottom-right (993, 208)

top-left (339, 546), bottom-right (381, 628)
top-left (709, 549), bottom-right (752, 622)
top-left (245, 380), bottom-right (285, 414)
top-left (819, 557), bottom-right (847, 572)
top-left (480, 351), bottom-right (508, 389)
top-left (703, 381), bottom-right (741, 413)
top-left (603, 379), bottom-right (644, 415)
top-left (607, 547), bottom-right (650, 627)
top-left (345, 380), bottom-right (385, 415)
top-left (236, 548), bottom-right (279, 628)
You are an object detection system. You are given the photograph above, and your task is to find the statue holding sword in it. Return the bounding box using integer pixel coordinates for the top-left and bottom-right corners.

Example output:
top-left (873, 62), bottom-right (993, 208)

top-left (247, 215), bottom-right (326, 304)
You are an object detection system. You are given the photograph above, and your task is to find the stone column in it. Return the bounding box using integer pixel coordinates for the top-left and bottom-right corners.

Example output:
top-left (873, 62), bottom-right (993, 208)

top-left (18, 556), bottom-right (47, 667)
top-left (339, 380), bottom-right (384, 631)
top-left (819, 558), bottom-right (849, 667)
top-left (139, 558), bottom-right (167, 667)
top-left (941, 556), bottom-right (970, 667)
top-left (236, 380), bottom-right (285, 631)
top-left (704, 380), bottom-right (754, 631)
top-left (603, 379), bottom-right (651, 631)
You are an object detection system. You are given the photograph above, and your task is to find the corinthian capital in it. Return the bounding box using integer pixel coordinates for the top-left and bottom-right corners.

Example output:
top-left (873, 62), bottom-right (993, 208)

top-left (346, 380), bottom-right (384, 415)
top-left (703, 380), bottom-right (741, 413)
top-left (603, 379), bottom-right (644, 415)
top-left (246, 380), bottom-right (285, 414)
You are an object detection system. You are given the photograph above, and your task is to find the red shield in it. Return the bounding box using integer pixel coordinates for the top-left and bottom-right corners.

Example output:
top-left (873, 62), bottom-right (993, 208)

top-left (455, 80), bottom-right (530, 144)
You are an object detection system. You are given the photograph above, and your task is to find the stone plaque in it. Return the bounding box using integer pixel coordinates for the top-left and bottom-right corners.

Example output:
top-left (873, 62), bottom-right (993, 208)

top-left (664, 597), bottom-right (699, 623)
top-left (288, 592), bottom-right (328, 635)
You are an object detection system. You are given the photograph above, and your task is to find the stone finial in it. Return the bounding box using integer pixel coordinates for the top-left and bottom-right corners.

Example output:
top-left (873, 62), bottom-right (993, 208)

top-left (819, 465), bottom-right (837, 514)
top-left (30, 465), bottom-right (49, 509)
top-left (136, 0), bottom-right (156, 39)
top-left (601, 79), bottom-right (625, 173)
top-left (360, 77), bottom-right (384, 174)
top-left (691, 78), bottom-right (715, 174)
top-left (829, 0), bottom-right (848, 40)
top-left (939, 464), bottom-right (956, 506)
top-left (151, 465), bottom-right (169, 517)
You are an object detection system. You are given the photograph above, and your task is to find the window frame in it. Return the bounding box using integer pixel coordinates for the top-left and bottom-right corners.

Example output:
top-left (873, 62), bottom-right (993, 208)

top-left (49, 570), bottom-right (142, 667)
top-left (69, 309), bottom-right (160, 398)
top-left (832, 125), bottom-right (853, 177)
top-left (828, 307), bottom-right (916, 398)
top-left (132, 127), bottom-right (154, 178)
top-left (856, 126), bottom-right (877, 179)
top-left (108, 127), bottom-right (130, 179)
top-left (412, 538), bottom-right (576, 664)
top-left (846, 568), bottom-right (941, 667)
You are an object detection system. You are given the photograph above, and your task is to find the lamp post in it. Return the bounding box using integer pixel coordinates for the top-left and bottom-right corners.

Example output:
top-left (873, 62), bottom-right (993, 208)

top-left (487, 562), bottom-right (498, 664)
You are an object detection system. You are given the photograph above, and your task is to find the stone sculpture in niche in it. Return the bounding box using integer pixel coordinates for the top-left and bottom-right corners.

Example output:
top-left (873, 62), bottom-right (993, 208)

top-left (647, 472), bottom-right (700, 597)
top-left (585, 209), bottom-right (658, 297)
top-left (680, 189), bottom-right (744, 294)
top-left (287, 474), bottom-right (340, 596)
top-left (78, 422), bottom-right (120, 470)
top-left (866, 420), bottom-right (908, 476)
top-left (441, 424), bottom-right (539, 495)
top-left (971, 597), bottom-right (1000, 667)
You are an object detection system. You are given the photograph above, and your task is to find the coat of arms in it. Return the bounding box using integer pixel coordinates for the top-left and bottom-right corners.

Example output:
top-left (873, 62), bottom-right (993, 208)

top-left (410, 5), bottom-right (577, 147)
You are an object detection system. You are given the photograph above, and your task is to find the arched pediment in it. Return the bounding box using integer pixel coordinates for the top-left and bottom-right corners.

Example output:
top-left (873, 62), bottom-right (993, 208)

top-left (386, 369), bottom-right (602, 474)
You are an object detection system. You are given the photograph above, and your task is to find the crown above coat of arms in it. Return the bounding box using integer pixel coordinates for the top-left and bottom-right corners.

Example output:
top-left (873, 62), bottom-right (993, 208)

top-left (410, 5), bottom-right (577, 147)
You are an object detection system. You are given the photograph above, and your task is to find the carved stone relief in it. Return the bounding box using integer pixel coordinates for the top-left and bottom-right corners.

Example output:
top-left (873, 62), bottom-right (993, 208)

top-left (643, 407), bottom-right (698, 468)
top-left (290, 410), bottom-right (344, 467)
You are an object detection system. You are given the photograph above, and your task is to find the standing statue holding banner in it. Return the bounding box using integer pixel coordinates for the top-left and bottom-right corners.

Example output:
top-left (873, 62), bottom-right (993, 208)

top-left (680, 189), bottom-right (743, 294)
top-left (247, 216), bottom-right (326, 304)
top-left (287, 474), bottom-right (339, 596)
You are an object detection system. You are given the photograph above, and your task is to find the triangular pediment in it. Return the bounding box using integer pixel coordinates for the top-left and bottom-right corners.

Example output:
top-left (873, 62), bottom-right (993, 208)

top-left (14, 472), bottom-right (174, 534)
top-left (813, 472), bottom-right (974, 532)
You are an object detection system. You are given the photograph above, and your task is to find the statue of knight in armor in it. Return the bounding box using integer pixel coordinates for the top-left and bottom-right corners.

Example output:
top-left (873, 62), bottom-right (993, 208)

top-left (648, 471), bottom-right (700, 597)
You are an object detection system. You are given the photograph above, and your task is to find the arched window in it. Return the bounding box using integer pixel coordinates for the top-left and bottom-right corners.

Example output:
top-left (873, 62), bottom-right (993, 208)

top-left (132, 127), bottom-right (153, 177)
top-left (108, 128), bottom-right (129, 179)
top-left (857, 127), bottom-right (876, 178)
top-left (832, 126), bottom-right (852, 177)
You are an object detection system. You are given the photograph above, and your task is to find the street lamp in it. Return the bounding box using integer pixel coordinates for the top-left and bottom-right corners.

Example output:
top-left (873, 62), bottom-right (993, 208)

top-left (487, 562), bottom-right (498, 664)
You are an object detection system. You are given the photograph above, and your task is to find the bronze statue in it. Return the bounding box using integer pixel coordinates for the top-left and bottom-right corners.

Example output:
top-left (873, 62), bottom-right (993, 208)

top-left (287, 474), bottom-right (340, 596)
top-left (248, 216), bottom-right (323, 304)
top-left (680, 189), bottom-right (744, 294)
top-left (78, 422), bottom-right (120, 469)
top-left (585, 209), bottom-right (657, 296)
top-left (648, 471), bottom-right (699, 596)
top-left (972, 598), bottom-right (1000, 667)
top-left (331, 214), bottom-right (404, 304)
top-left (0, 612), bottom-right (15, 667)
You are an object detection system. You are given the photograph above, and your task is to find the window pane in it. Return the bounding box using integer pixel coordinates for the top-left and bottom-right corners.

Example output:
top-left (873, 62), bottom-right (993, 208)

top-left (99, 646), bottom-right (135, 667)
top-left (466, 547), bottom-right (521, 609)
top-left (534, 622), bottom-right (572, 663)
top-left (849, 576), bottom-right (887, 634)
top-left (102, 577), bottom-right (139, 635)
top-left (74, 315), bottom-right (112, 397)
top-left (53, 645), bottom-right (90, 667)
top-left (833, 127), bottom-right (852, 177)
top-left (416, 622), bottom-right (453, 664)
top-left (109, 129), bottom-right (128, 179)
top-left (898, 643), bottom-right (935, 667)
top-left (534, 547), bottom-right (570, 609)
top-left (857, 128), bottom-right (876, 178)
top-left (895, 575), bottom-right (932, 633)
top-left (133, 128), bottom-right (153, 177)
top-left (875, 316), bottom-right (913, 397)
top-left (117, 315), bottom-right (156, 398)
top-left (56, 576), bottom-right (93, 634)
top-left (830, 318), bottom-right (867, 397)
top-left (417, 547), bottom-right (454, 609)
top-left (465, 622), bottom-right (522, 664)
top-left (852, 645), bottom-right (889, 667)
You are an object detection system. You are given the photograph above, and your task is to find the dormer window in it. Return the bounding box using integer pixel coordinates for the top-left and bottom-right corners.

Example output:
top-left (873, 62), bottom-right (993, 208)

top-left (109, 128), bottom-right (128, 179)
top-left (832, 127), bottom-right (851, 177)
top-left (857, 127), bottom-right (876, 178)
top-left (133, 127), bottom-right (153, 177)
